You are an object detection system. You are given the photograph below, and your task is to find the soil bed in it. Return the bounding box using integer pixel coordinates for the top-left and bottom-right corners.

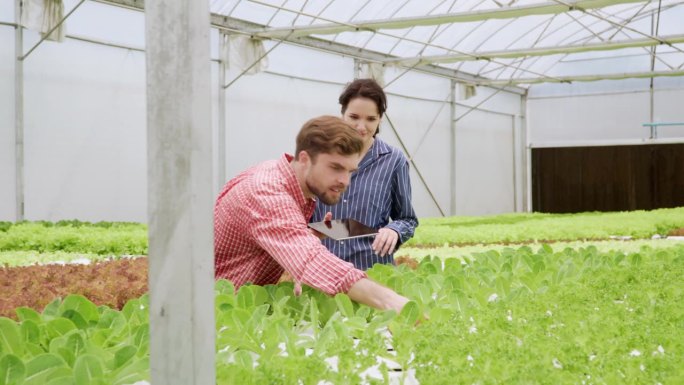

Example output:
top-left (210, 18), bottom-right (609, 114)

top-left (0, 257), bottom-right (148, 319)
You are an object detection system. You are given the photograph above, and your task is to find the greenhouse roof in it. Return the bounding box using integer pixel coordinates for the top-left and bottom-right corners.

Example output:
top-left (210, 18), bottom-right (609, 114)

top-left (195, 0), bottom-right (684, 87)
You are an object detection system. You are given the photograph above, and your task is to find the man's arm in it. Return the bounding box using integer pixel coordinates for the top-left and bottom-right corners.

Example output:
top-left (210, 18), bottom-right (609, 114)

top-left (347, 278), bottom-right (409, 314)
top-left (251, 199), bottom-right (367, 296)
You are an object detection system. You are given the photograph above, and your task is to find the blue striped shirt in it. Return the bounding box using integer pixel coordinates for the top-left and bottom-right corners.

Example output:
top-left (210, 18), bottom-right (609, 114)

top-left (312, 138), bottom-right (418, 270)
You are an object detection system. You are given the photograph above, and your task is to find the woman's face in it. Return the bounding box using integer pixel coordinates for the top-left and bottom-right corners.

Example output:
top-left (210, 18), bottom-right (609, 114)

top-left (343, 97), bottom-right (380, 148)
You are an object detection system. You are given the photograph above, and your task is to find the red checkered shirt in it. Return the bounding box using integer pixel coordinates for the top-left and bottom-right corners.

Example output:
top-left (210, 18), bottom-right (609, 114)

top-left (214, 154), bottom-right (367, 295)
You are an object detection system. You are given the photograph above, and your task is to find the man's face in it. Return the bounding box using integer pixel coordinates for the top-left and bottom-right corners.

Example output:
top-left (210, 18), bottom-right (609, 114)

top-left (303, 151), bottom-right (361, 205)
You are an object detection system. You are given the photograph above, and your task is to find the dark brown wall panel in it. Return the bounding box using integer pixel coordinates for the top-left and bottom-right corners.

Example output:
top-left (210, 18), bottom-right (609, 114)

top-left (532, 143), bottom-right (684, 213)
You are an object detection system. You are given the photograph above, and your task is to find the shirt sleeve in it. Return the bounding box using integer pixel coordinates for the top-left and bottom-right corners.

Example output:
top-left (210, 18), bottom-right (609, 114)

top-left (385, 158), bottom-right (419, 246)
top-left (249, 194), bottom-right (366, 295)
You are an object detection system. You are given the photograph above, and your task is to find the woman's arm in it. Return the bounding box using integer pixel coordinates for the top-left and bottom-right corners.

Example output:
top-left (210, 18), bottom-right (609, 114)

top-left (384, 158), bottom-right (419, 246)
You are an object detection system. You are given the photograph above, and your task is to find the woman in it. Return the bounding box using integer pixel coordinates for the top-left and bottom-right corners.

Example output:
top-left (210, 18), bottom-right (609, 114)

top-left (312, 78), bottom-right (418, 270)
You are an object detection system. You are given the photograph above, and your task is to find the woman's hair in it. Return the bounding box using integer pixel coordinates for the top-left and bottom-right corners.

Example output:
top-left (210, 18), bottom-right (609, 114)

top-left (295, 115), bottom-right (363, 161)
top-left (339, 78), bottom-right (387, 118)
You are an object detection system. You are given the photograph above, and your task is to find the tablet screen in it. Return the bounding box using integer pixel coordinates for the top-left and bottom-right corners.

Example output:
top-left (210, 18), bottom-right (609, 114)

top-left (308, 219), bottom-right (378, 240)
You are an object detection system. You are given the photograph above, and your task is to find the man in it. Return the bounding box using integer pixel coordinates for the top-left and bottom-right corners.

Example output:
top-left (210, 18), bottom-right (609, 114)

top-left (214, 116), bottom-right (409, 313)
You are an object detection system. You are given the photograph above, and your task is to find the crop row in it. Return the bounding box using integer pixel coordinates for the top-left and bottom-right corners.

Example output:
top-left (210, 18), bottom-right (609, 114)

top-left (1, 208), bottom-right (683, 256)
top-left (2, 243), bottom-right (683, 384)
top-left (407, 207), bottom-right (684, 246)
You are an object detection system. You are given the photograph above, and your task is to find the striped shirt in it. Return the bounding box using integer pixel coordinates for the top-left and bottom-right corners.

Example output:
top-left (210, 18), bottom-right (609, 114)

top-left (312, 138), bottom-right (418, 270)
top-left (214, 153), bottom-right (367, 295)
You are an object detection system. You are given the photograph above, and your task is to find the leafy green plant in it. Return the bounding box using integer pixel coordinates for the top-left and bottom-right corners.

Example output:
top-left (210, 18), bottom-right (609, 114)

top-left (2, 241), bottom-right (684, 384)
top-left (0, 222), bottom-right (147, 255)
top-left (407, 207), bottom-right (684, 246)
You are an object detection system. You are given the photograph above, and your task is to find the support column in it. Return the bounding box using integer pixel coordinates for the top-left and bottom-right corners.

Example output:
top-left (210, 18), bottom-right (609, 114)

top-left (15, 0), bottom-right (24, 221)
top-left (649, 13), bottom-right (656, 139)
top-left (353, 58), bottom-right (361, 78)
top-left (511, 114), bottom-right (518, 212)
top-left (449, 80), bottom-right (457, 216)
top-left (145, 0), bottom-right (215, 383)
top-left (218, 31), bottom-right (227, 192)
top-left (521, 92), bottom-right (531, 212)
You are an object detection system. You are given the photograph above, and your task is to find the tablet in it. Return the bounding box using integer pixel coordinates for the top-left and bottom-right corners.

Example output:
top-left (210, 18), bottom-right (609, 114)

top-left (308, 219), bottom-right (378, 240)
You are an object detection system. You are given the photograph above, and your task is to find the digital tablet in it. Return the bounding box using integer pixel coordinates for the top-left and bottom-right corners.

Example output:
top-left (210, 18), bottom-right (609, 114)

top-left (308, 219), bottom-right (378, 240)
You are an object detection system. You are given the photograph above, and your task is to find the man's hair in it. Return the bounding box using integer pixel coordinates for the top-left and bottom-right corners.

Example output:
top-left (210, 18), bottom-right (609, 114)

top-left (295, 116), bottom-right (364, 161)
top-left (339, 78), bottom-right (387, 118)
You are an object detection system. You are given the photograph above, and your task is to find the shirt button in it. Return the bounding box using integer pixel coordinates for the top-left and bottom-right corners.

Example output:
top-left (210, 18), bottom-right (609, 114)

top-left (343, 199), bottom-right (347, 203)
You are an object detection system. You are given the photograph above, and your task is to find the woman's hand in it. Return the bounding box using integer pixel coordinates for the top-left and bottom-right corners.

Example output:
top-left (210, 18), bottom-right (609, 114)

top-left (311, 211), bottom-right (333, 239)
top-left (372, 228), bottom-right (399, 257)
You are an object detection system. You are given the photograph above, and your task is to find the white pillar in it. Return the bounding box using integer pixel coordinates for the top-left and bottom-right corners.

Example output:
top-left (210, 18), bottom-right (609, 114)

top-left (145, 0), bottom-right (215, 383)
top-left (449, 80), bottom-right (457, 216)
top-left (522, 92), bottom-right (532, 212)
top-left (15, 0), bottom-right (24, 221)
top-left (217, 31), bottom-right (228, 192)
top-left (511, 114), bottom-right (518, 212)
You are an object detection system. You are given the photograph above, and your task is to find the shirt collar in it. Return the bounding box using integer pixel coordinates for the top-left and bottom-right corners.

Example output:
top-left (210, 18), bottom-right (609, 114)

top-left (373, 137), bottom-right (392, 156)
top-left (279, 153), bottom-right (316, 210)
top-left (359, 138), bottom-right (391, 168)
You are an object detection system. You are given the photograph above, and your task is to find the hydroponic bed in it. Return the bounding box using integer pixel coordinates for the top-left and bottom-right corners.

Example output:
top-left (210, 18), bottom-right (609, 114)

top-left (1, 209), bottom-right (683, 384)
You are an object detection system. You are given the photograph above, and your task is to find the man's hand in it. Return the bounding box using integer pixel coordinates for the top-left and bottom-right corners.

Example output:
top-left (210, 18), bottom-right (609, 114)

top-left (372, 228), bottom-right (399, 257)
top-left (347, 278), bottom-right (409, 314)
top-left (278, 270), bottom-right (293, 283)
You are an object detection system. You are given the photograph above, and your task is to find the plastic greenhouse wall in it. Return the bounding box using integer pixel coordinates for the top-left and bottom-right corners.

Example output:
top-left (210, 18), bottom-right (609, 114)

top-left (7, 2), bottom-right (684, 222)
top-left (0, 2), bottom-right (526, 222)
top-left (528, 79), bottom-right (684, 145)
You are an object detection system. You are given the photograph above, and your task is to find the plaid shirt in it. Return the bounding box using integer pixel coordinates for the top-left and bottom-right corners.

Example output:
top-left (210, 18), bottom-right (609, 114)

top-left (214, 154), bottom-right (367, 295)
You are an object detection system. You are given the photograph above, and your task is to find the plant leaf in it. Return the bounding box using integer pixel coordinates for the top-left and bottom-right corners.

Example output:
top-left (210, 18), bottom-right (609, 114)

top-left (113, 346), bottom-right (137, 369)
top-left (73, 354), bottom-right (104, 385)
top-left (111, 357), bottom-right (148, 385)
top-left (0, 318), bottom-right (23, 357)
top-left (397, 301), bottom-right (420, 325)
top-left (15, 308), bottom-right (41, 323)
top-left (0, 354), bottom-right (25, 385)
top-left (20, 320), bottom-right (41, 345)
top-left (23, 353), bottom-right (67, 385)
top-left (59, 295), bottom-right (99, 325)
top-left (334, 294), bottom-right (354, 319)
top-left (45, 318), bottom-right (77, 342)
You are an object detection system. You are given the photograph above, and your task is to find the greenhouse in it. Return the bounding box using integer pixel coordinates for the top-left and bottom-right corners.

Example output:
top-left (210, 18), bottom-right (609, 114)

top-left (1, 0), bottom-right (683, 384)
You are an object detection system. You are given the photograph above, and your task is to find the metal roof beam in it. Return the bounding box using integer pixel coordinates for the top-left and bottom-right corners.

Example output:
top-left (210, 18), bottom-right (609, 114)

top-left (214, 17), bottom-right (527, 93)
top-left (97, 0), bottom-right (526, 94)
top-left (477, 69), bottom-right (684, 86)
top-left (254, 0), bottom-right (647, 39)
top-left (384, 34), bottom-right (684, 65)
